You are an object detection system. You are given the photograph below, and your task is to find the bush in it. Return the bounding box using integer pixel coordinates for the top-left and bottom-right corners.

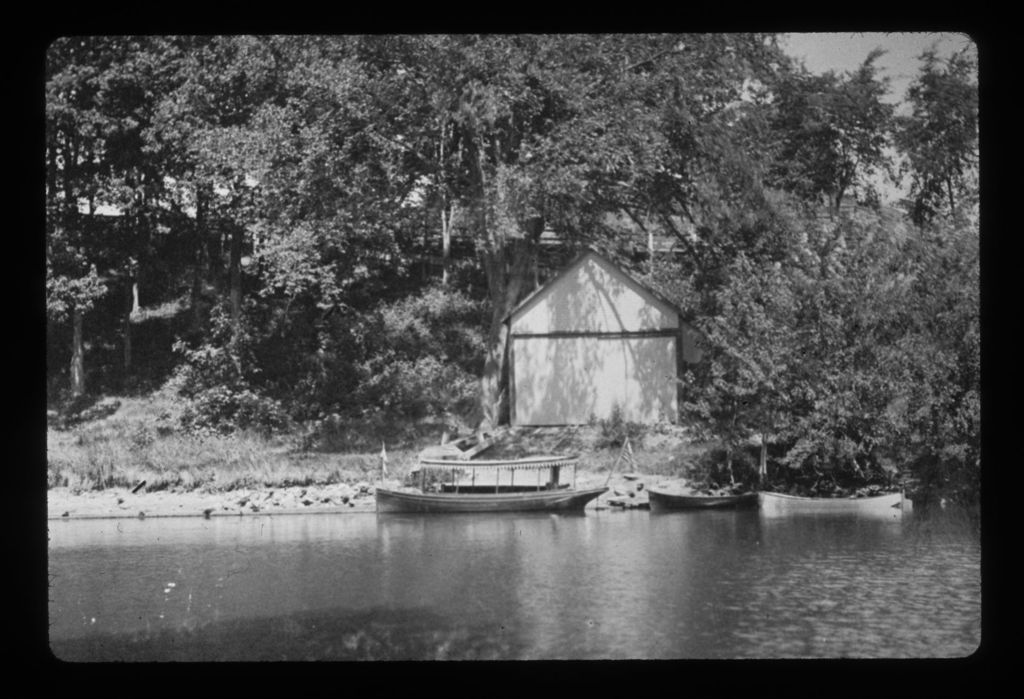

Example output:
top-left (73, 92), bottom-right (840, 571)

top-left (592, 405), bottom-right (646, 450)
top-left (354, 356), bottom-right (478, 420)
top-left (180, 386), bottom-right (289, 435)
top-left (684, 445), bottom-right (760, 491)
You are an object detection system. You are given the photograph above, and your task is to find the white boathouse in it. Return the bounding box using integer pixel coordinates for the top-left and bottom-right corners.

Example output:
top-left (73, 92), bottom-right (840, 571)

top-left (507, 249), bottom-right (703, 426)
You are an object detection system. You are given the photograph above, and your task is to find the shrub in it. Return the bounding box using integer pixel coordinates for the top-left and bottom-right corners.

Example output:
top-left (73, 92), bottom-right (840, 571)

top-left (180, 386), bottom-right (289, 435)
top-left (354, 356), bottom-right (478, 420)
top-left (592, 405), bottom-right (646, 450)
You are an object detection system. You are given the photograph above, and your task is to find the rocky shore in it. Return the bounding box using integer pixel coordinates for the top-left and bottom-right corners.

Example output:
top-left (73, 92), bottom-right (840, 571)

top-left (48, 472), bottom-right (685, 520)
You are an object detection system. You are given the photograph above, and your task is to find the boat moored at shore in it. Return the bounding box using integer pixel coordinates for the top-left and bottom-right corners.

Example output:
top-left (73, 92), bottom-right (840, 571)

top-left (757, 490), bottom-right (907, 518)
top-left (376, 454), bottom-right (607, 514)
top-left (647, 488), bottom-right (758, 512)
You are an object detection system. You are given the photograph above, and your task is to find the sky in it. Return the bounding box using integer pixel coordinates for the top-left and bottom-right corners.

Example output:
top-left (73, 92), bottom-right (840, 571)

top-left (779, 32), bottom-right (977, 110)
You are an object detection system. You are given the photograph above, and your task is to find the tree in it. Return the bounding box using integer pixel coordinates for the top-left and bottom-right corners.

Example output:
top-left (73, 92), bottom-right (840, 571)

top-left (894, 46), bottom-right (978, 226)
top-left (678, 251), bottom-right (802, 484)
top-left (768, 50), bottom-right (895, 215)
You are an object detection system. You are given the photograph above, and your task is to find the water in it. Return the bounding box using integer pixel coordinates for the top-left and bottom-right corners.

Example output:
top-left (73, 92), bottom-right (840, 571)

top-left (48, 509), bottom-right (981, 660)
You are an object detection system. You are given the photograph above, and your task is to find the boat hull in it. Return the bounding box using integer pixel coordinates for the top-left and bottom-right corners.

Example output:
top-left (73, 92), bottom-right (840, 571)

top-left (647, 489), bottom-right (758, 512)
top-left (758, 491), bottom-right (905, 518)
top-left (375, 487), bottom-right (607, 514)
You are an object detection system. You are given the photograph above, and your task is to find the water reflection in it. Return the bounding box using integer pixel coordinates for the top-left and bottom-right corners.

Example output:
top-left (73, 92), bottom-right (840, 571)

top-left (49, 510), bottom-right (980, 660)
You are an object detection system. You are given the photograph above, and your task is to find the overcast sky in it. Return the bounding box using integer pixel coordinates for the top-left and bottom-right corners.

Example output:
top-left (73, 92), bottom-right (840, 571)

top-left (779, 32), bottom-right (977, 108)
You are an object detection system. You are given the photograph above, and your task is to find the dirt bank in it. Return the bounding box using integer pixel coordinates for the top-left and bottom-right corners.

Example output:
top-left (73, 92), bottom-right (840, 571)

top-left (47, 471), bottom-right (691, 520)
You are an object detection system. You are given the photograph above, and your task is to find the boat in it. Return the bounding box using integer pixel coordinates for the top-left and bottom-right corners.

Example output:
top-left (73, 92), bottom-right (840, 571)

top-left (757, 490), bottom-right (907, 518)
top-left (647, 488), bottom-right (758, 512)
top-left (375, 454), bottom-right (607, 514)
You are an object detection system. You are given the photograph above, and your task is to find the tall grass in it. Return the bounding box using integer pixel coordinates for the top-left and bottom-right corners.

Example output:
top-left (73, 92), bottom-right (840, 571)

top-left (47, 395), bottom-right (708, 493)
top-left (47, 395), bottom-right (423, 492)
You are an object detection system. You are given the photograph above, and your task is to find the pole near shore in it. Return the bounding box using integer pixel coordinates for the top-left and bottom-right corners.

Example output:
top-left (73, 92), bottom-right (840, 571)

top-left (380, 442), bottom-right (388, 485)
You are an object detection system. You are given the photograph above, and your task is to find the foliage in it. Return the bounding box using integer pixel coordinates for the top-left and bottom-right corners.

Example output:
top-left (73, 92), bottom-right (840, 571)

top-left (894, 46), bottom-right (979, 226)
top-left (678, 206), bottom-right (978, 498)
top-left (179, 386), bottom-right (289, 436)
top-left (768, 49), bottom-right (895, 212)
top-left (172, 303), bottom-right (289, 434)
top-left (591, 404), bottom-right (647, 450)
top-left (351, 285), bottom-right (486, 419)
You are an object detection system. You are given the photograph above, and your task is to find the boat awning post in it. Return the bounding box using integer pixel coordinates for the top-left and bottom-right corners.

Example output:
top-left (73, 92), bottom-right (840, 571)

top-left (453, 467), bottom-right (458, 494)
top-left (511, 467), bottom-right (515, 489)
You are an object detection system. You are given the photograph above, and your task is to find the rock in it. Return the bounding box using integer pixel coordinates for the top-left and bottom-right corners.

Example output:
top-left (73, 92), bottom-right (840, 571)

top-left (302, 499), bottom-right (314, 506)
top-left (203, 508), bottom-right (213, 519)
top-left (137, 511), bottom-right (146, 519)
top-left (61, 511), bottom-right (69, 518)
top-left (116, 497), bottom-right (124, 505)
top-left (250, 504), bottom-right (260, 512)
top-left (356, 482), bottom-right (372, 494)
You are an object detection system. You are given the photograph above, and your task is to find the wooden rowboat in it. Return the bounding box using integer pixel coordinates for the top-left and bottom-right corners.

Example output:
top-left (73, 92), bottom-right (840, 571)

top-left (376, 454), bottom-right (606, 514)
top-left (647, 488), bottom-right (758, 512)
top-left (757, 491), bottom-right (906, 518)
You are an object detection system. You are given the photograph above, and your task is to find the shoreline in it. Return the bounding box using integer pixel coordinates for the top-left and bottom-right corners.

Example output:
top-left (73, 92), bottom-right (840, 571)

top-left (48, 472), bottom-right (674, 521)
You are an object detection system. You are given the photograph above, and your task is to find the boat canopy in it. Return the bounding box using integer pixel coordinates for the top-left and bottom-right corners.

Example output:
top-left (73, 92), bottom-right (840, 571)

top-left (417, 455), bottom-right (578, 470)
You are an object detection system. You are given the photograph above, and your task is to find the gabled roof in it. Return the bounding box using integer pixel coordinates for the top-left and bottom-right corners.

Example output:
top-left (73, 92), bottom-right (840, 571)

top-left (504, 247), bottom-right (684, 325)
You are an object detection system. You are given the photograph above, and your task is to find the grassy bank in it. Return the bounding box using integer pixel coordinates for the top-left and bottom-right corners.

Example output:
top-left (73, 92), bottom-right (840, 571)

top-left (47, 394), bottom-right (707, 494)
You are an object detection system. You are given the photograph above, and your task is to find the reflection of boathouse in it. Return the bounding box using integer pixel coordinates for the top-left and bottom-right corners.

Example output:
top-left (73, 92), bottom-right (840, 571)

top-left (507, 249), bottom-right (703, 426)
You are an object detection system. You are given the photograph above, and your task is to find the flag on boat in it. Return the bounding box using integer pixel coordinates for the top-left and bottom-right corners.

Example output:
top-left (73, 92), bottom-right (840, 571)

top-left (380, 442), bottom-right (388, 478)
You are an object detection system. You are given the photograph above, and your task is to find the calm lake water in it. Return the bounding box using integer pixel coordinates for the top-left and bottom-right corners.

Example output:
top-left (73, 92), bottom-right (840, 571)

top-left (48, 508), bottom-right (980, 660)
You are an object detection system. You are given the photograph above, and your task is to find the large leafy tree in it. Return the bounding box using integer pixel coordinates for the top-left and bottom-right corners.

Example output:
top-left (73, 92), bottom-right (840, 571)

top-left (768, 49), bottom-right (895, 215)
top-left (894, 46), bottom-right (978, 226)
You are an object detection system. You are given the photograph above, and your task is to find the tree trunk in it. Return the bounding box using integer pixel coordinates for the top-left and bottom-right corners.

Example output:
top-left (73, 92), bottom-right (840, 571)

top-left (191, 186), bottom-right (209, 334)
top-left (439, 121), bottom-right (452, 286)
top-left (648, 226), bottom-right (656, 275)
top-left (228, 224), bottom-right (243, 332)
top-left (441, 203), bottom-right (452, 286)
top-left (71, 307), bottom-right (85, 397)
top-left (758, 434), bottom-right (768, 483)
top-left (478, 234), bottom-right (541, 430)
top-left (123, 277), bottom-right (133, 372)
